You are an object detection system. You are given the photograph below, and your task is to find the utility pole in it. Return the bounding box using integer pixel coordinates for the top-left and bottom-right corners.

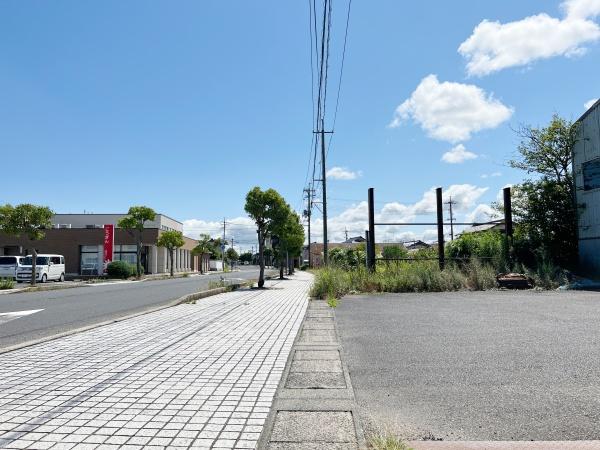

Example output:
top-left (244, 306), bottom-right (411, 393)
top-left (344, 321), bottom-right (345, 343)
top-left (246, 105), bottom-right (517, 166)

top-left (314, 121), bottom-right (333, 265)
top-left (303, 186), bottom-right (313, 268)
top-left (321, 122), bottom-right (328, 265)
top-left (222, 218), bottom-right (226, 271)
top-left (445, 196), bottom-right (457, 241)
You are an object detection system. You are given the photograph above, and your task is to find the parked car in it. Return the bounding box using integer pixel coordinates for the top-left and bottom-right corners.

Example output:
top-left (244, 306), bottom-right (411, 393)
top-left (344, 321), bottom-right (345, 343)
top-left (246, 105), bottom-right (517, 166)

top-left (0, 256), bottom-right (25, 280)
top-left (16, 254), bottom-right (65, 283)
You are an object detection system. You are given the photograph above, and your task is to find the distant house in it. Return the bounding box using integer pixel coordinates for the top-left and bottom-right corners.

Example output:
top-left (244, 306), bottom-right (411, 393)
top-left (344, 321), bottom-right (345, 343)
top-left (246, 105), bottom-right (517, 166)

top-left (404, 240), bottom-right (431, 251)
top-left (343, 236), bottom-right (366, 244)
top-left (573, 98), bottom-right (600, 274)
top-left (460, 219), bottom-right (505, 235)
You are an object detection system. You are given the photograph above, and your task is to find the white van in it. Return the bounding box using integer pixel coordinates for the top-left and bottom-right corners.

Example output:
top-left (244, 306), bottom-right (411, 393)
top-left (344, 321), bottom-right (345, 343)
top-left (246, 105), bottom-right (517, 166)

top-left (16, 254), bottom-right (65, 283)
top-left (0, 256), bottom-right (25, 280)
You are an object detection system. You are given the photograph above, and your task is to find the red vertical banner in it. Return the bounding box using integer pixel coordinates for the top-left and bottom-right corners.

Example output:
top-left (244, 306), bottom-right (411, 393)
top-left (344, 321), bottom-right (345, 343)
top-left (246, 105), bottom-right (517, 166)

top-left (103, 224), bottom-right (114, 273)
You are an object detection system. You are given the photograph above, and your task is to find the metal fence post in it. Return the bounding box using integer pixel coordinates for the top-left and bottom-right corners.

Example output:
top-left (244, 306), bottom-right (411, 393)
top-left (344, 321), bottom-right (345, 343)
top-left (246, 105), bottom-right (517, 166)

top-left (503, 186), bottom-right (513, 266)
top-left (365, 230), bottom-right (370, 269)
top-left (368, 188), bottom-right (376, 271)
top-left (436, 187), bottom-right (445, 270)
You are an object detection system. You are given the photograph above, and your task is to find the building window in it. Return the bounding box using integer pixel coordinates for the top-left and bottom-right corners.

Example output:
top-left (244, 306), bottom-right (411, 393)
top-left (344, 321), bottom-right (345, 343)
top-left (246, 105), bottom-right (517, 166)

top-left (114, 244), bottom-right (138, 265)
top-left (80, 245), bottom-right (100, 275)
top-left (583, 158), bottom-right (600, 191)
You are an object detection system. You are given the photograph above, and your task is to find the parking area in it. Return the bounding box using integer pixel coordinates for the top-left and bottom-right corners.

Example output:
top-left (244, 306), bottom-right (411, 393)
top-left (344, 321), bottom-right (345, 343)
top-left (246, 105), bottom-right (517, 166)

top-left (335, 290), bottom-right (600, 442)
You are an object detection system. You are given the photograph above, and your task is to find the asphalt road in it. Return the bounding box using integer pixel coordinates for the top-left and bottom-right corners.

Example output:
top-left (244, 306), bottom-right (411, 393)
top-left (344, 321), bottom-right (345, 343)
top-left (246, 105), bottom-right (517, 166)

top-left (0, 266), bottom-right (271, 350)
top-left (335, 290), bottom-right (600, 441)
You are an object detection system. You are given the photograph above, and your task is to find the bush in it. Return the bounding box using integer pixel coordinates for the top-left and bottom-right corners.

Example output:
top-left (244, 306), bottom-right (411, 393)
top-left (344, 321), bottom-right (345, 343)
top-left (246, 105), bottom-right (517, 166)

top-left (300, 264), bottom-right (309, 271)
top-left (446, 231), bottom-right (506, 269)
top-left (106, 260), bottom-right (135, 279)
top-left (0, 278), bottom-right (15, 290)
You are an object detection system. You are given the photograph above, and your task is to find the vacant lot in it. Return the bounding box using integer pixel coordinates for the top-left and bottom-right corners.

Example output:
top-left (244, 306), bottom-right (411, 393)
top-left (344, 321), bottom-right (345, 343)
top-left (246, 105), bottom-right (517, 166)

top-left (335, 290), bottom-right (600, 441)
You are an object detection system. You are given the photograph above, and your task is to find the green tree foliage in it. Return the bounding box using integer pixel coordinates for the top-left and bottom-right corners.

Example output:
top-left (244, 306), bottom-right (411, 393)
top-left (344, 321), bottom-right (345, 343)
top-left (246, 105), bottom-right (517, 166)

top-left (509, 115), bottom-right (578, 268)
top-left (329, 247), bottom-right (366, 270)
top-left (244, 187), bottom-right (290, 287)
top-left (157, 230), bottom-right (185, 277)
top-left (225, 247), bottom-right (239, 263)
top-left (446, 231), bottom-right (505, 269)
top-left (239, 251), bottom-right (253, 263)
top-left (117, 206), bottom-right (156, 277)
top-left (0, 204), bottom-right (53, 285)
top-left (381, 245), bottom-right (408, 260)
top-left (273, 211), bottom-right (305, 278)
top-left (192, 233), bottom-right (214, 274)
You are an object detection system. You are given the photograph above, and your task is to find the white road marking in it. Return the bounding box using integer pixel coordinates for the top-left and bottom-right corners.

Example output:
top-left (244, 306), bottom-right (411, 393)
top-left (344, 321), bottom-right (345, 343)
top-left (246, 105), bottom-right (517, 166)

top-left (0, 309), bottom-right (44, 325)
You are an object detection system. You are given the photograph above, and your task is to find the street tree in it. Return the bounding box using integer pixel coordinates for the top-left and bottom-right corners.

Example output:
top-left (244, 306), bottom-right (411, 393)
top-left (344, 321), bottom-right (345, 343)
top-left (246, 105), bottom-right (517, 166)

top-left (273, 210), bottom-right (304, 279)
top-left (244, 187), bottom-right (289, 287)
top-left (225, 248), bottom-right (239, 268)
top-left (508, 115), bottom-right (579, 267)
top-left (117, 206), bottom-right (156, 277)
top-left (239, 251), bottom-right (253, 264)
top-left (192, 233), bottom-right (214, 274)
top-left (0, 204), bottom-right (53, 285)
top-left (156, 230), bottom-right (185, 277)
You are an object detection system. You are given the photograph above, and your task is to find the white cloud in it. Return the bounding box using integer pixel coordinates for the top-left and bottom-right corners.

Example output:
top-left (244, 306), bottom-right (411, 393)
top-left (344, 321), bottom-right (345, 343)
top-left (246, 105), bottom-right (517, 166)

top-left (183, 216), bottom-right (258, 252)
top-left (480, 171), bottom-right (502, 179)
top-left (390, 75), bottom-right (513, 143)
top-left (563, 0), bottom-right (600, 19)
top-left (459, 0), bottom-right (600, 76)
top-left (442, 144), bottom-right (478, 164)
top-left (465, 204), bottom-right (502, 224)
top-left (585, 98), bottom-right (599, 109)
top-left (326, 166), bottom-right (362, 180)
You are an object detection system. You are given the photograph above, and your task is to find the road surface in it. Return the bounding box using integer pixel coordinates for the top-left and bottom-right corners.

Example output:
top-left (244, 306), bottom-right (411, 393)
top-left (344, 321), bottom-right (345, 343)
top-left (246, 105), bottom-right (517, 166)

top-left (0, 266), bottom-right (272, 350)
top-left (336, 290), bottom-right (600, 442)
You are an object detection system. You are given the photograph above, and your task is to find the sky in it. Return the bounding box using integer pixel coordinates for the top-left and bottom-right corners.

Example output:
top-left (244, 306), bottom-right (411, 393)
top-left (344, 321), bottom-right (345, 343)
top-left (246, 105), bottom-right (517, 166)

top-left (1, 0), bottom-right (599, 252)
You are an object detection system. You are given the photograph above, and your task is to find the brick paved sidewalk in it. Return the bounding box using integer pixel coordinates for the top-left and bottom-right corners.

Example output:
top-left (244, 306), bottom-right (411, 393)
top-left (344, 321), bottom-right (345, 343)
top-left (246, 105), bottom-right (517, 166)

top-left (0, 273), bottom-right (311, 450)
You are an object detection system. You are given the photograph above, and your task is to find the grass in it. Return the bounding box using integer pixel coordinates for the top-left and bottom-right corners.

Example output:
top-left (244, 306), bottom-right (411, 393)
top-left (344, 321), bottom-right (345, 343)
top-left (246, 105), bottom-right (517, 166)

top-left (208, 278), bottom-right (227, 290)
top-left (369, 433), bottom-right (414, 450)
top-left (326, 295), bottom-right (339, 308)
top-left (309, 260), bottom-right (498, 299)
top-left (0, 277), bottom-right (15, 290)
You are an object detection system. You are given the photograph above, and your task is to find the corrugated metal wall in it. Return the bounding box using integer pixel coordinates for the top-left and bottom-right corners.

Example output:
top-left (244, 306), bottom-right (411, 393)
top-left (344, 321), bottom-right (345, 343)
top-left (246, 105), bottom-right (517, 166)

top-left (574, 101), bottom-right (600, 275)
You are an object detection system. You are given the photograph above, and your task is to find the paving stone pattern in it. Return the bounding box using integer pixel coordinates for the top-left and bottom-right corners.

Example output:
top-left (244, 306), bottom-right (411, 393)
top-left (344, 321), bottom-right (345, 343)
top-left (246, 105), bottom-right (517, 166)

top-left (0, 273), bottom-right (312, 449)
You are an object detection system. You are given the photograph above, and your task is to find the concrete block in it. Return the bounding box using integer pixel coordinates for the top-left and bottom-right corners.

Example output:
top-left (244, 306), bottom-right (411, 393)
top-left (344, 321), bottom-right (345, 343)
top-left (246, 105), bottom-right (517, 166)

top-left (285, 372), bottom-right (346, 389)
top-left (291, 359), bottom-right (342, 373)
top-left (294, 350), bottom-right (340, 360)
top-left (270, 411), bottom-right (356, 443)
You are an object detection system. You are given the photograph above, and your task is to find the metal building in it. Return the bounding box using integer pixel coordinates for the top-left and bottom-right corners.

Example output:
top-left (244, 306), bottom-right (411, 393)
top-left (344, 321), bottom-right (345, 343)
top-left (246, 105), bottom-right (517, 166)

top-left (574, 99), bottom-right (600, 275)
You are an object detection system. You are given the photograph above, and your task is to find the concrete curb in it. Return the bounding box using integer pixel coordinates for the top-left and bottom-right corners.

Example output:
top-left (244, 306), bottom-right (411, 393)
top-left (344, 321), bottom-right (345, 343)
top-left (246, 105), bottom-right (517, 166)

top-left (258, 298), bottom-right (367, 449)
top-left (0, 280), bottom-right (257, 356)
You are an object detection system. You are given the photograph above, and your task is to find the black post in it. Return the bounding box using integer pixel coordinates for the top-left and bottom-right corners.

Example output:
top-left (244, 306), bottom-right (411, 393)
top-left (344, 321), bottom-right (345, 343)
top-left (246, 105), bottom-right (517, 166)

top-left (436, 187), bottom-right (445, 270)
top-left (503, 186), bottom-right (513, 266)
top-left (368, 188), bottom-right (375, 271)
top-left (365, 230), bottom-right (370, 269)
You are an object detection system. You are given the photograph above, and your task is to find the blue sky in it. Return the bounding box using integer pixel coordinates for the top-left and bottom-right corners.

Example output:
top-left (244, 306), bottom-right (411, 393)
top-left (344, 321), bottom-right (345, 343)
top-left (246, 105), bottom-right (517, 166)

top-left (2, 1), bottom-right (599, 249)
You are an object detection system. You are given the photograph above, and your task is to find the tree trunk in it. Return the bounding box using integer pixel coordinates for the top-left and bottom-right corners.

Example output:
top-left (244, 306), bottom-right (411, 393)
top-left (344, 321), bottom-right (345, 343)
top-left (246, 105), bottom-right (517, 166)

top-left (199, 254), bottom-right (204, 274)
top-left (136, 231), bottom-right (142, 278)
top-left (279, 252), bottom-right (284, 280)
top-left (169, 249), bottom-right (174, 277)
top-left (31, 247), bottom-right (37, 286)
top-left (258, 230), bottom-right (265, 288)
